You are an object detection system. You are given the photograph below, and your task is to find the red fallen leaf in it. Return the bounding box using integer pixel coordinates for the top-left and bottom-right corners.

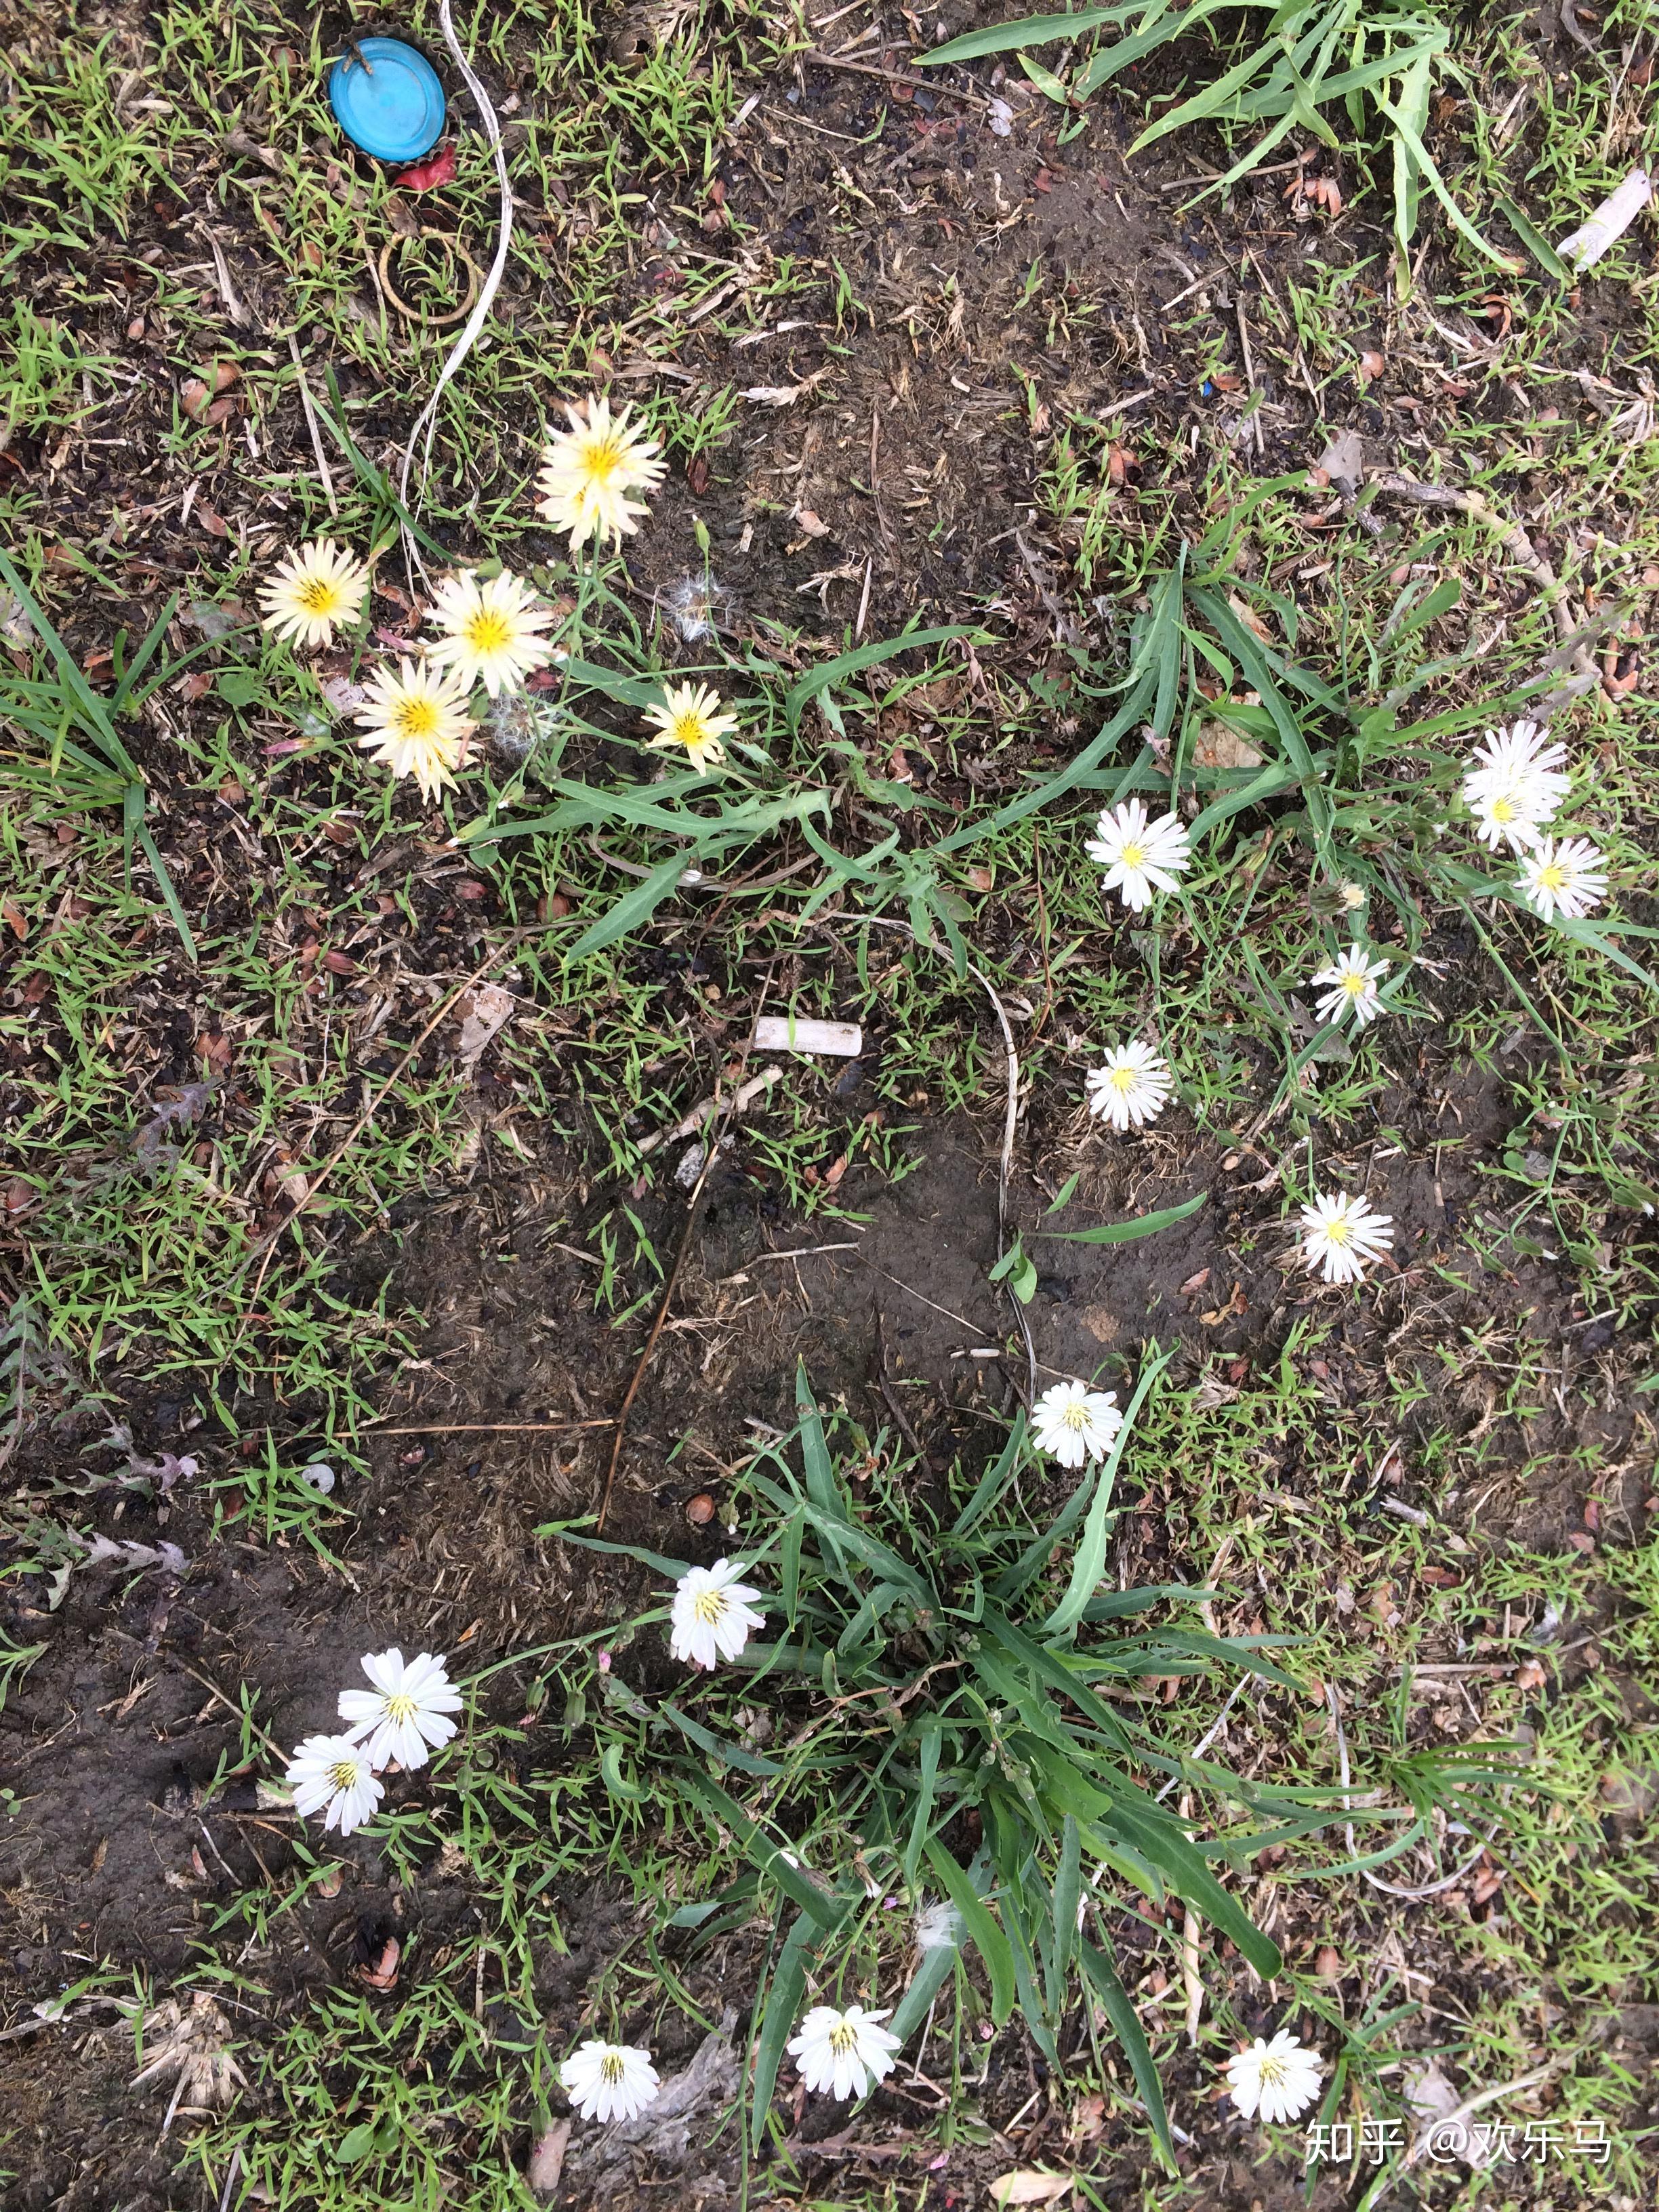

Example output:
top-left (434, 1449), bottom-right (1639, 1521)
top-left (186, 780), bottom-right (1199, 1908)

top-left (1, 898), bottom-right (26, 940)
top-left (178, 670), bottom-right (214, 701)
top-left (1583, 1498), bottom-right (1601, 1532)
top-left (197, 505), bottom-right (228, 537)
top-left (196, 1032), bottom-right (232, 1067)
top-left (1033, 167), bottom-right (1053, 193)
top-left (687, 453), bottom-right (710, 494)
top-left (1420, 1565), bottom-right (1460, 1586)
top-left (5, 1177), bottom-right (35, 1216)
top-left (323, 949), bottom-right (358, 976)
top-left (452, 879), bottom-right (487, 901)
top-left (392, 144), bottom-right (455, 192)
top-left (22, 970), bottom-right (49, 1004)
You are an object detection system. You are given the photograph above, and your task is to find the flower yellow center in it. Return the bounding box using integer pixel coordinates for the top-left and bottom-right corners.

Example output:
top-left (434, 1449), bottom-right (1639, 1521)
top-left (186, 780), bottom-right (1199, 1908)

top-left (1061, 1399), bottom-right (1090, 1430)
top-left (672, 712), bottom-right (710, 747)
top-left (297, 578), bottom-right (342, 615)
top-left (1257, 2053), bottom-right (1290, 2089)
top-left (1491, 795), bottom-right (1517, 823)
top-left (827, 2021), bottom-right (859, 2055)
top-left (1340, 971), bottom-right (1368, 996)
top-left (580, 432), bottom-right (626, 487)
top-left (691, 1586), bottom-right (730, 1624)
top-left (328, 1758), bottom-right (360, 1791)
top-left (1536, 861), bottom-right (1567, 893)
top-left (394, 696), bottom-right (441, 741)
top-left (599, 2050), bottom-right (626, 2083)
top-left (1119, 840), bottom-right (1145, 869)
top-left (384, 1692), bottom-right (417, 1725)
top-left (1324, 1216), bottom-right (1352, 1246)
top-left (1108, 1065), bottom-right (1136, 1094)
top-left (462, 609), bottom-right (514, 655)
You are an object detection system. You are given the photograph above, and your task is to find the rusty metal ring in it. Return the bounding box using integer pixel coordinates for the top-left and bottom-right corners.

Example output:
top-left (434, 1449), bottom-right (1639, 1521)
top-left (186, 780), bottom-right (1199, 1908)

top-left (376, 226), bottom-right (481, 329)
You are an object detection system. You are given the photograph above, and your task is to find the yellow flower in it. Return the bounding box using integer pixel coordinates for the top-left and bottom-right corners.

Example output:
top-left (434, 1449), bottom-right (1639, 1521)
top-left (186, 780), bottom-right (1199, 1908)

top-left (535, 396), bottom-right (665, 550)
top-left (354, 658), bottom-right (476, 804)
top-left (425, 568), bottom-right (553, 697)
top-left (642, 681), bottom-right (738, 774)
top-left (258, 539), bottom-right (370, 651)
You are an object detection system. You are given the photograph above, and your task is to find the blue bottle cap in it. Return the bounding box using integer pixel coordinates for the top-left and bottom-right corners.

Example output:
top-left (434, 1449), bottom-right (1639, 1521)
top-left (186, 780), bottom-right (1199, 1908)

top-left (328, 37), bottom-right (445, 165)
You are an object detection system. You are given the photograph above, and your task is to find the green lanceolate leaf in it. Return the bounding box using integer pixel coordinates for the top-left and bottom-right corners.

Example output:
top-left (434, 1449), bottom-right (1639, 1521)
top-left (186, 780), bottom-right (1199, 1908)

top-left (750, 1911), bottom-right (815, 2148)
top-left (1040, 1189), bottom-right (1206, 1244)
top-left (1045, 1347), bottom-right (1174, 1639)
top-left (1078, 1939), bottom-right (1174, 2164)
top-left (924, 1839), bottom-right (1015, 2022)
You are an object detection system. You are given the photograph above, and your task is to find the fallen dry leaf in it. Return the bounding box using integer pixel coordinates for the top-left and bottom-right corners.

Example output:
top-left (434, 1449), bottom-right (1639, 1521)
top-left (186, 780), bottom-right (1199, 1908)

top-left (527, 2118), bottom-right (571, 2194)
top-left (456, 981), bottom-right (514, 1063)
top-left (989, 2171), bottom-right (1073, 2208)
top-left (795, 508), bottom-right (830, 537)
top-left (1193, 720), bottom-right (1264, 770)
top-left (356, 1936), bottom-right (401, 1991)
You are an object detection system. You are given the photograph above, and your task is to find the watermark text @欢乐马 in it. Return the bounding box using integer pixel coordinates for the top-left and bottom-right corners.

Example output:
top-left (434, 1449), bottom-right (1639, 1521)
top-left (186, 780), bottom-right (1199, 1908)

top-left (1305, 2114), bottom-right (1613, 2169)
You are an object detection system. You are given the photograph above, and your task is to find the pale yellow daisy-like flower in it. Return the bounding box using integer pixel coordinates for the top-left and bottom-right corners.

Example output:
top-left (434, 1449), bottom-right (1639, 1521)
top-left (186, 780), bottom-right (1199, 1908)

top-left (258, 539), bottom-right (369, 651)
top-left (535, 396), bottom-right (666, 549)
top-left (424, 569), bottom-right (554, 698)
top-left (643, 681), bottom-right (738, 774)
top-left (354, 658), bottom-right (476, 804)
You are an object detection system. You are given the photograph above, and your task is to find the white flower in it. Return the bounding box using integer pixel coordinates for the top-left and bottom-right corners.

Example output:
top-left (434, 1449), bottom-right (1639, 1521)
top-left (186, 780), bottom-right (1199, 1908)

top-left (425, 569), bottom-right (554, 697)
top-left (1085, 1040), bottom-right (1172, 1130)
top-left (535, 396), bottom-right (665, 549)
top-left (1030, 1381), bottom-right (1123, 1469)
top-left (1309, 942), bottom-right (1389, 1028)
top-left (258, 538), bottom-right (369, 650)
top-left (284, 1733), bottom-right (384, 1836)
top-left (1084, 799), bottom-right (1191, 912)
top-left (1515, 835), bottom-right (1607, 925)
top-left (1224, 2030), bottom-right (1324, 2125)
top-left (668, 1559), bottom-right (767, 1670)
top-left (787, 2004), bottom-right (903, 2100)
top-left (559, 2040), bottom-right (660, 2125)
top-left (1298, 1190), bottom-right (1393, 1285)
top-left (338, 1648), bottom-right (463, 1770)
top-left (642, 680), bottom-right (739, 774)
top-left (354, 657), bottom-right (476, 802)
top-left (1460, 720), bottom-right (1570, 853)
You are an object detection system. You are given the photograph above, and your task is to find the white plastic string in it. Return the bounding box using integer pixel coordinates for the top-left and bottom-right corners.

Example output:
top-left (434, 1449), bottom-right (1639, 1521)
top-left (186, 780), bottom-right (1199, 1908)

top-left (398, 0), bottom-right (516, 588)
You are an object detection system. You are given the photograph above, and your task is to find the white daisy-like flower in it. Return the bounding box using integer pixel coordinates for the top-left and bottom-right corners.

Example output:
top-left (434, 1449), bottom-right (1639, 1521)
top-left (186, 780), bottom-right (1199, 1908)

top-left (1084, 1040), bottom-right (1172, 1130)
top-left (668, 1559), bottom-right (767, 1670)
top-left (1309, 942), bottom-right (1389, 1028)
top-left (424, 569), bottom-right (554, 698)
top-left (535, 395), bottom-right (666, 549)
top-left (1515, 835), bottom-right (1608, 925)
top-left (354, 657), bottom-right (476, 804)
top-left (787, 2004), bottom-right (903, 2101)
top-left (258, 539), bottom-right (369, 650)
top-left (284, 1732), bottom-right (384, 1836)
top-left (1460, 720), bottom-right (1570, 854)
top-left (642, 680), bottom-right (739, 774)
top-left (338, 1648), bottom-right (463, 1771)
top-left (1030, 1380), bottom-right (1123, 1470)
top-left (1084, 798), bottom-right (1191, 912)
top-left (559, 2040), bottom-right (660, 2125)
top-left (1224, 2029), bottom-right (1324, 2125)
top-left (1298, 1189), bottom-right (1393, 1286)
